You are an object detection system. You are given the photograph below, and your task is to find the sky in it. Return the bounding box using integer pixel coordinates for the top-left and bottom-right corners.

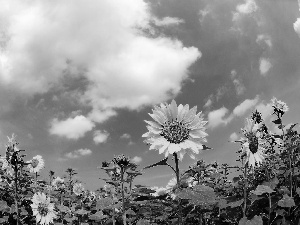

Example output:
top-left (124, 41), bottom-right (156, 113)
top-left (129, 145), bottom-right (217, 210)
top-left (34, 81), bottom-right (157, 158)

top-left (0, 0), bottom-right (300, 191)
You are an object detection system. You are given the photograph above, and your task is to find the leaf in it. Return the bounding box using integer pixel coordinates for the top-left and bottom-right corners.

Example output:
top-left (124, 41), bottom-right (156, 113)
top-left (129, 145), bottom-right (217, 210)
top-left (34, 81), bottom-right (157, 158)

top-left (96, 198), bottom-right (114, 210)
top-left (143, 157), bottom-right (168, 170)
top-left (227, 199), bottom-right (244, 208)
top-left (278, 194), bottom-right (295, 208)
top-left (56, 205), bottom-right (70, 213)
top-left (176, 185), bottom-right (216, 206)
top-left (251, 185), bottom-right (274, 195)
top-left (272, 118), bottom-right (281, 125)
top-left (218, 199), bottom-right (227, 209)
top-left (136, 219), bottom-right (151, 225)
top-left (74, 209), bottom-right (89, 215)
top-left (89, 211), bottom-right (107, 221)
top-left (296, 187), bottom-right (300, 196)
top-left (126, 209), bottom-right (136, 215)
top-left (0, 201), bottom-right (9, 212)
top-left (239, 215), bottom-right (263, 225)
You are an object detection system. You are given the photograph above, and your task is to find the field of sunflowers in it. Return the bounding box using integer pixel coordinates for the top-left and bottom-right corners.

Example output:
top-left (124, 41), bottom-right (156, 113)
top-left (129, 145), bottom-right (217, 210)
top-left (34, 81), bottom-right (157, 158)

top-left (0, 97), bottom-right (300, 225)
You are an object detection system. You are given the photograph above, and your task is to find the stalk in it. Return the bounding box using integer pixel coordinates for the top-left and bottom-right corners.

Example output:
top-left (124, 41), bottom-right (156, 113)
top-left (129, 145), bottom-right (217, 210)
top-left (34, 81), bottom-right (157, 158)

top-left (13, 163), bottom-right (19, 225)
top-left (121, 168), bottom-right (126, 225)
top-left (268, 193), bottom-right (271, 225)
top-left (243, 163), bottom-right (248, 218)
top-left (173, 153), bottom-right (182, 225)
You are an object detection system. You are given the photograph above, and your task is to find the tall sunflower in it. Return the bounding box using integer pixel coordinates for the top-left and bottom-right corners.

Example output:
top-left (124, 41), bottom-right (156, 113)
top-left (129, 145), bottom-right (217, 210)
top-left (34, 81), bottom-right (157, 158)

top-left (27, 155), bottom-right (45, 173)
top-left (241, 118), bottom-right (267, 168)
top-left (31, 192), bottom-right (57, 225)
top-left (142, 100), bottom-right (208, 160)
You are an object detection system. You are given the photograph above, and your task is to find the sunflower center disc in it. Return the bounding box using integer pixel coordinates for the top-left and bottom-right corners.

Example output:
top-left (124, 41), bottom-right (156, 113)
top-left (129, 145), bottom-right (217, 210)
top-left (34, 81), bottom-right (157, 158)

top-left (31, 159), bottom-right (39, 168)
top-left (160, 119), bottom-right (190, 144)
top-left (248, 133), bottom-right (259, 154)
top-left (38, 203), bottom-right (49, 217)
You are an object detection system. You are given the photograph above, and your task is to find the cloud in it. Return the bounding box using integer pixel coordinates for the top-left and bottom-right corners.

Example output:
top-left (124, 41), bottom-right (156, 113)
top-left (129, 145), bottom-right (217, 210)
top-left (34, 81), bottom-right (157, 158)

top-left (204, 98), bottom-right (213, 108)
top-left (132, 156), bottom-right (142, 164)
top-left (256, 34), bottom-right (272, 48)
top-left (153, 17), bottom-right (184, 26)
top-left (229, 132), bottom-right (239, 142)
top-left (208, 96), bottom-right (259, 129)
top-left (64, 148), bottom-right (92, 159)
top-left (208, 107), bottom-right (229, 128)
top-left (232, 96), bottom-right (259, 116)
top-left (255, 102), bottom-right (273, 120)
top-left (236, 0), bottom-right (258, 15)
top-left (294, 18), bottom-right (300, 36)
top-left (0, 0), bottom-right (200, 124)
top-left (230, 70), bottom-right (245, 96)
top-left (120, 133), bottom-right (131, 139)
top-left (49, 115), bottom-right (95, 140)
top-left (259, 58), bottom-right (272, 75)
top-left (93, 130), bottom-right (109, 145)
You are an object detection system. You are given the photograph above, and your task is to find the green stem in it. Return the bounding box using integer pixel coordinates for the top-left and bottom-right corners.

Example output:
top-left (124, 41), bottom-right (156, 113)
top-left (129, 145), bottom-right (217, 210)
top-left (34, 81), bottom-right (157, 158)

top-left (243, 163), bottom-right (248, 218)
top-left (173, 153), bottom-right (182, 225)
top-left (121, 168), bottom-right (126, 225)
top-left (14, 164), bottom-right (19, 225)
top-left (268, 193), bottom-right (271, 225)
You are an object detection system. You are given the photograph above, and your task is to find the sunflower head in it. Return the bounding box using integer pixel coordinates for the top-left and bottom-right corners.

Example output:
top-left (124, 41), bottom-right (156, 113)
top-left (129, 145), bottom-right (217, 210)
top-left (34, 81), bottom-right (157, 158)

top-left (143, 100), bottom-right (208, 160)
top-left (271, 97), bottom-right (289, 114)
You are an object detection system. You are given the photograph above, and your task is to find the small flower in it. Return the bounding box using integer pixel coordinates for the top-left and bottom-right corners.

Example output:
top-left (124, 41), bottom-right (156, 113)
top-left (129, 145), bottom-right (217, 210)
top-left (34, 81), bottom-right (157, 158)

top-left (0, 157), bottom-right (8, 170)
top-left (271, 97), bottom-right (289, 114)
top-left (27, 155), bottom-right (45, 173)
top-left (73, 183), bottom-right (84, 196)
top-left (151, 187), bottom-right (168, 196)
top-left (166, 177), bottom-right (177, 190)
top-left (241, 118), bottom-right (267, 168)
top-left (31, 192), bottom-right (57, 225)
top-left (142, 100), bottom-right (208, 160)
top-left (112, 154), bottom-right (132, 168)
top-left (51, 177), bottom-right (65, 190)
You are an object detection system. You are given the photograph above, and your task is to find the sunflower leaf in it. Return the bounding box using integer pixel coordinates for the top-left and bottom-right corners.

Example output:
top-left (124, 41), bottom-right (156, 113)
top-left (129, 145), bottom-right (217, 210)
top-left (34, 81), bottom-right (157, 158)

top-left (143, 157), bottom-right (168, 170)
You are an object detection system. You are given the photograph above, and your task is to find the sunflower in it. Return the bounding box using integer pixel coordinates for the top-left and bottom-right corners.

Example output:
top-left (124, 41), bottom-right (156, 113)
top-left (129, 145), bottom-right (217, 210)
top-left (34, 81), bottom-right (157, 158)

top-left (142, 100), bottom-right (208, 160)
top-left (271, 97), bottom-right (289, 113)
top-left (31, 192), bottom-right (57, 225)
top-left (27, 155), bottom-right (45, 173)
top-left (51, 177), bottom-right (65, 190)
top-left (241, 118), bottom-right (267, 168)
top-left (73, 183), bottom-right (84, 196)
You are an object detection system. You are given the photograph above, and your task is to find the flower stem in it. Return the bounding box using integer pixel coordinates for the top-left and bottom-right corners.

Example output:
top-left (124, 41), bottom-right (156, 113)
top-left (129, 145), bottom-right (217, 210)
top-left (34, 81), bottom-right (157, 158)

top-left (243, 163), bottom-right (248, 218)
top-left (121, 168), bottom-right (126, 225)
top-left (268, 193), bottom-right (271, 225)
top-left (173, 153), bottom-right (182, 225)
top-left (13, 164), bottom-right (19, 225)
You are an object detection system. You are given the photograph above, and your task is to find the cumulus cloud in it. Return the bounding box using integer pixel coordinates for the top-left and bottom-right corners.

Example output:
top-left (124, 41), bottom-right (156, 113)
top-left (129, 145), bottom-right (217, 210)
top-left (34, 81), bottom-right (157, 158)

top-left (65, 148), bottom-right (92, 159)
top-left (153, 17), bottom-right (184, 26)
top-left (256, 34), bottom-right (272, 48)
top-left (259, 58), bottom-right (272, 75)
top-left (49, 115), bottom-right (95, 139)
top-left (208, 107), bottom-right (229, 128)
top-left (230, 70), bottom-right (245, 96)
top-left (0, 0), bottom-right (200, 126)
top-left (208, 96), bottom-right (259, 129)
top-left (93, 130), bottom-right (109, 145)
top-left (236, 0), bottom-right (258, 15)
top-left (132, 156), bottom-right (142, 164)
top-left (120, 133), bottom-right (131, 139)
top-left (232, 96), bottom-right (259, 116)
top-left (255, 102), bottom-right (273, 120)
top-left (229, 132), bottom-right (239, 142)
top-left (294, 18), bottom-right (300, 36)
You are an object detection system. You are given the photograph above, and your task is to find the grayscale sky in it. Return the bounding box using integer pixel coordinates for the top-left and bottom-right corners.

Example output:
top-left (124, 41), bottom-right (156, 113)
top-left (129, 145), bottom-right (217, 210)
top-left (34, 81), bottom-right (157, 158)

top-left (1, 0), bottom-right (300, 190)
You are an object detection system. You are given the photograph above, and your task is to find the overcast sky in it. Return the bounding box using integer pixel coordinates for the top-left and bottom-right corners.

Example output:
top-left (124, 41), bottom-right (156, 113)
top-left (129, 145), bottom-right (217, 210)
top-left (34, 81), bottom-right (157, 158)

top-left (1, 0), bottom-right (300, 190)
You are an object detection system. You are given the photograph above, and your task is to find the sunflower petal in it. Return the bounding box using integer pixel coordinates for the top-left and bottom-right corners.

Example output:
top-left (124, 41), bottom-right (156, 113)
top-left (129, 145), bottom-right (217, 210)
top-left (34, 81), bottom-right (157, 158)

top-left (170, 100), bottom-right (178, 119)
